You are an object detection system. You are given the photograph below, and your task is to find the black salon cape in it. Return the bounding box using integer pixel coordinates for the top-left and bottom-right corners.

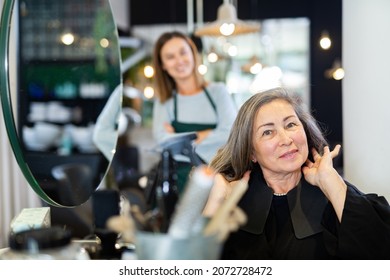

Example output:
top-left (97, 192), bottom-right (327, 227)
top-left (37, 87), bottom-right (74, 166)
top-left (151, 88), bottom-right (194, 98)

top-left (221, 165), bottom-right (390, 259)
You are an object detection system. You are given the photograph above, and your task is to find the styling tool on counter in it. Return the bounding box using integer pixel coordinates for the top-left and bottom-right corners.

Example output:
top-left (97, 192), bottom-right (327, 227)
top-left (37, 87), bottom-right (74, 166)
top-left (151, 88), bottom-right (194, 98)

top-left (154, 149), bottom-right (179, 233)
top-left (158, 132), bottom-right (203, 167)
top-left (141, 148), bottom-right (181, 233)
top-left (0, 227), bottom-right (90, 260)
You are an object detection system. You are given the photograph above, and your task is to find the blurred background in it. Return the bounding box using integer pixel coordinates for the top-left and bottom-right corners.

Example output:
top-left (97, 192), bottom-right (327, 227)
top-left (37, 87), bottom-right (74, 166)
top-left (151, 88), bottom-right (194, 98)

top-left (113, 0), bottom-right (343, 175)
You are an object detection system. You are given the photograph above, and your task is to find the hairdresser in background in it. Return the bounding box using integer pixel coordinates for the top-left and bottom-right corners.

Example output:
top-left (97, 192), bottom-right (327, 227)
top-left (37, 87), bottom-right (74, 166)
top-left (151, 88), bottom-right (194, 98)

top-left (152, 31), bottom-right (237, 193)
top-left (204, 87), bottom-right (390, 259)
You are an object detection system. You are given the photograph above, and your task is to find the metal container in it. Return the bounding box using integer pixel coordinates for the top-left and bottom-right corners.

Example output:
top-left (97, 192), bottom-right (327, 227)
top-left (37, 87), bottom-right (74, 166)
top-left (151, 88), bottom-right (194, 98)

top-left (135, 231), bottom-right (221, 260)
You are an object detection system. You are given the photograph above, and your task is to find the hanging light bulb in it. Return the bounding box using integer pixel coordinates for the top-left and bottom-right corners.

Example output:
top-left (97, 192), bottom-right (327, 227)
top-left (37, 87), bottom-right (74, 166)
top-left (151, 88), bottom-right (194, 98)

top-left (61, 31), bottom-right (75, 45)
top-left (143, 86), bottom-right (154, 99)
top-left (219, 23), bottom-right (235, 36)
top-left (100, 38), bottom-right (109, 48)
top-left (194, 1), bottom-right (260, 37)
top-left (332, 67), bottom-right (345, 80)
top-left (143, 65), bottom-right (154, 78)
top-left (207, 52), bottom-right (218, 63)
top-left (207, 46), bottom-right (219, 63)
top-left (227, 45), bottom-right (238, 57)
top-left (319, 30), bottom-right (332, 50)
top-left (241, 56), bottom-right (263, 74)
top-left (325, 59), bottom-right (344, 80)
top-left (198, 64), bottom-right (208, 75)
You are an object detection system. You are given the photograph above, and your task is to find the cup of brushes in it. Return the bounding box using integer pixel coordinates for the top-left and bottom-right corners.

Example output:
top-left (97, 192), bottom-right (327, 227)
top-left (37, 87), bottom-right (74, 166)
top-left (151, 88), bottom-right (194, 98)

top-left (107, 165), bottom-right (248, 260)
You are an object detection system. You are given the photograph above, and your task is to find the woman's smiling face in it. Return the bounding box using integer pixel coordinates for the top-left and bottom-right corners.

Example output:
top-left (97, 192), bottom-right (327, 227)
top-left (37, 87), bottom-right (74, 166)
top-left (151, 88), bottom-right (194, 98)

top-left (252, 99), bottom-right (309, 177)
top-left (160, 37), bottom-right (195, 81)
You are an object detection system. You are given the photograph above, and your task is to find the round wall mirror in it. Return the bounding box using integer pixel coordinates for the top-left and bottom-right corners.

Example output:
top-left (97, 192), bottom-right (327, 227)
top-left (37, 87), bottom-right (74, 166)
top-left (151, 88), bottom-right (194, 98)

top-left (0, 0), bottom-right (122, 207)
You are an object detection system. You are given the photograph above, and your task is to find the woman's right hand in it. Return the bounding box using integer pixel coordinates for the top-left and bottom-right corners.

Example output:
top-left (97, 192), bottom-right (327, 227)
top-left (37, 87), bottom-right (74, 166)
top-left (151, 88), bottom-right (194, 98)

top-left (203, 171), bottom-right (250, 217)
top-left (203, 171), bottom-right (250, 241)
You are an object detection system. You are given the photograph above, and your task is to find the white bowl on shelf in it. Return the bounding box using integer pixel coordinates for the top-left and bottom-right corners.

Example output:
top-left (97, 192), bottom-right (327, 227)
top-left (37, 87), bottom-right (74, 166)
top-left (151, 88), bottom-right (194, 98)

top-left (34, 122), bottom-right (62, 147)
top-left (23, 126), bottom-right (44, 151)
top-left (68, 124), bottom-right (97, 152)
top-left (23, 123), bottom-right (61, 151)
top-left (22, 122), bottom-right (62, 151)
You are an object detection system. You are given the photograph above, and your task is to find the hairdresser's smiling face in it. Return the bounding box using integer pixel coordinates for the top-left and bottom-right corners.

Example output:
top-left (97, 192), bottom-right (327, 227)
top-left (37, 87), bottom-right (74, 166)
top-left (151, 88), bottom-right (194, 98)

top-left (160, 37), bottom-right (195, 81)
top-left (252, 99), bottom-right (309, 178)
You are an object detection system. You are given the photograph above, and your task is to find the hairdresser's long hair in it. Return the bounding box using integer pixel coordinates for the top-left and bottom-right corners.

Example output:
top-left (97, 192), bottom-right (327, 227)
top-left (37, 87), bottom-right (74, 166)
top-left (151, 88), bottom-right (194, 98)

top-left (152, 31), bottom-right (205, 103)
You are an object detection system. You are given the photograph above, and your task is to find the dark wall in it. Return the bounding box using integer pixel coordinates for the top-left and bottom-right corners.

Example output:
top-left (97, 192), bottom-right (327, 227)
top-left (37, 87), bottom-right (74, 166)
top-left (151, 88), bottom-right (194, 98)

top-left (308, 1), bottom-right (343, 145)
top-left (130, 0), bottom-right (312, 24)
top-left (129, 0), bottom-right (342, 144)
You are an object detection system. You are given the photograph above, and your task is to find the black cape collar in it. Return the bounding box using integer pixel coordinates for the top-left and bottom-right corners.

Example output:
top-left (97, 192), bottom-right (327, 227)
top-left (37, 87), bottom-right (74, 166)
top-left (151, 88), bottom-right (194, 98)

top-left (238, 165), bottom-right (329, 239)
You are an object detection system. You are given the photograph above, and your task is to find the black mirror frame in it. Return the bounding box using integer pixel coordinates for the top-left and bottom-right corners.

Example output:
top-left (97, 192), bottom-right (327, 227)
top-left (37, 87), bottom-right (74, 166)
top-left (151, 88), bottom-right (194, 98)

top-left (0, 0), bottom-right (62, 206)
top-left (0, 0), bottom-right (123, 207)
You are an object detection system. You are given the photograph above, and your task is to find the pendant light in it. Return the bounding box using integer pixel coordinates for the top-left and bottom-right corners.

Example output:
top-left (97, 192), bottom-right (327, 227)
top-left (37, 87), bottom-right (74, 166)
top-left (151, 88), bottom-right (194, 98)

top-left (194, 0), bottom-right (260, 37)
top-left (325, 59), bottom-right (344, 80)
top-left (241, 55), bottom-right (263, 74)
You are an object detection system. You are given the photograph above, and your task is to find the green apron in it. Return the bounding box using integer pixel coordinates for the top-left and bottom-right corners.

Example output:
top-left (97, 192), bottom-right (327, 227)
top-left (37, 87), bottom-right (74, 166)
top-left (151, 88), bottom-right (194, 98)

top-left (171, 88), bottom-right (217, 194)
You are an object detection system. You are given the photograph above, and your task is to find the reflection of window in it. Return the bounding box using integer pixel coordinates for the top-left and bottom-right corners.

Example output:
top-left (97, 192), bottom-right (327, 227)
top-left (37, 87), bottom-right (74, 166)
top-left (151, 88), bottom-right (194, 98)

top-left (201, 17), bottom-right (310, 107)
top-left (20, 0), bottom-right (115, 61)
top-left (130, 17), bottom-right (310, 110)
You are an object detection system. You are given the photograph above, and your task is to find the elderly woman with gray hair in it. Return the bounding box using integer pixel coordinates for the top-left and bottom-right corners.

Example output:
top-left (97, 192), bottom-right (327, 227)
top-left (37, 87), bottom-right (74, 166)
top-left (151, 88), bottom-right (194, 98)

top-left (204, 87), bottom-right (390, 259)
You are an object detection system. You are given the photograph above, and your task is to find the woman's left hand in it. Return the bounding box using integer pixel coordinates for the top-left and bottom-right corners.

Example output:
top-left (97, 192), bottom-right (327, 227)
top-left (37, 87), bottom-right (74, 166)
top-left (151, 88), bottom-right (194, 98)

top-left (302, 144), bottom-right (341, 187)
top-left (163, 122), bottom-right (175, 133)
top-left (195, 129), bottom-right (212, 144)
top-left (302, 144), bottom-right (347, 221)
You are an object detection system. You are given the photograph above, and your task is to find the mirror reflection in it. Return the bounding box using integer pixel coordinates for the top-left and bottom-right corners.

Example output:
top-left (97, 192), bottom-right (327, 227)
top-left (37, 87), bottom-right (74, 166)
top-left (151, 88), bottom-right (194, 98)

top-left (4, 0), bottom-right (122, 206)
top-left (124, 18), bottom-right (310, 179)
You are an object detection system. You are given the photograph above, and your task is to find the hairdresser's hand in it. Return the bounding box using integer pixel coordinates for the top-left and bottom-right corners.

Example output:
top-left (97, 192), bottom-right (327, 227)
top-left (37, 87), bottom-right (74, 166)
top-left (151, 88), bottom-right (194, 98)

top-left (163, 122), bottom-right (175, 133)
top-left (195, 129), bottom-right (212, 144)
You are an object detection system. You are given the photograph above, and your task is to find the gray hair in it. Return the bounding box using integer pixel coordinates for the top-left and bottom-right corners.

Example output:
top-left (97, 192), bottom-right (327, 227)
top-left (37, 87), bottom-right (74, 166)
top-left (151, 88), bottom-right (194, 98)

top-left (209, 87), bottom-right (328, 181)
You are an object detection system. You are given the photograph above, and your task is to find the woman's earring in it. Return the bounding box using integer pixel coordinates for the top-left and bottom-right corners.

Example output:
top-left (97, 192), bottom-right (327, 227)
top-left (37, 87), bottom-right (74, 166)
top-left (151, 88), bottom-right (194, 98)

top-left (251, 158), bottom-right (256, 163)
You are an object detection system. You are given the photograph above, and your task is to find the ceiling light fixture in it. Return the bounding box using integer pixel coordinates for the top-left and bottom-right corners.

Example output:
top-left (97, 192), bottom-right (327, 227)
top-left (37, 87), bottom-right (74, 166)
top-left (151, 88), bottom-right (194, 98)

top-left (194, 0), bottom-right (260, 37)
top-left (319, 30), bottom-right (332, 50)
top-left (241, 55), bottom-right (263, 74)
top-left (325, 59), bottom-right (344, 80)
